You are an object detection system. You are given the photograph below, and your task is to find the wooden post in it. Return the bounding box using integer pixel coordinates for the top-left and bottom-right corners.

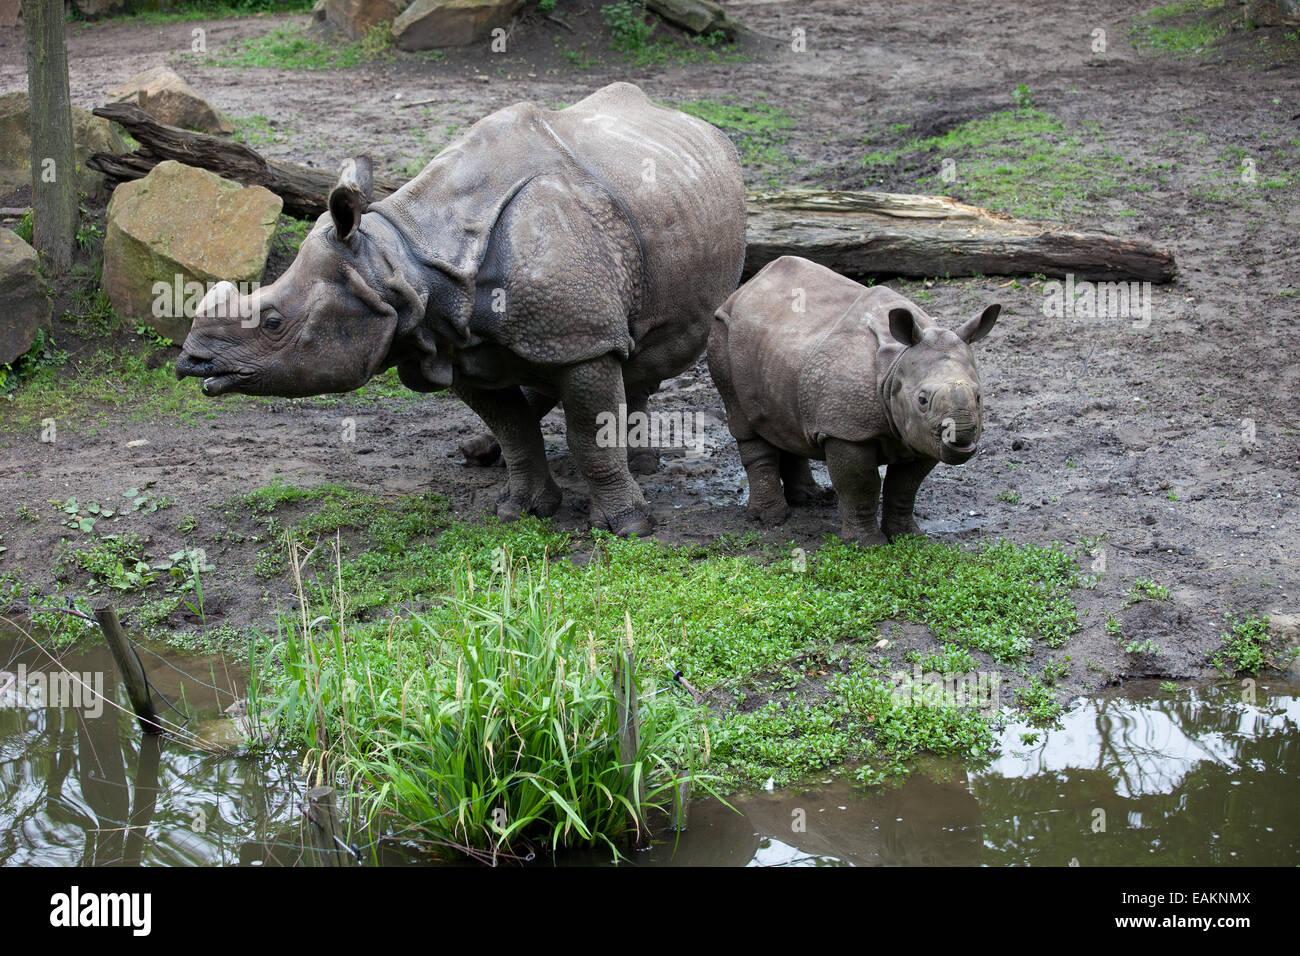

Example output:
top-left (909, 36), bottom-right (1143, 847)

top-left (672, 776), bottom-right (692, 831)
top-left (92, 598), bottom-right (161, 735)
top-left (613, 651), bottom-right (647, 846)
top-left (20, 0), bottom-right (77, 274)
top-left (305, 786), bottom-right (351, 867)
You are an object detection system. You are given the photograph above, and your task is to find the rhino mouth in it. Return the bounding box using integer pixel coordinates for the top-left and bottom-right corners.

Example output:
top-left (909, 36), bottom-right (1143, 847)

top-left (175, 354), bottom-right (246, 396)
top-left (940, 439), bottom-right (978, 464)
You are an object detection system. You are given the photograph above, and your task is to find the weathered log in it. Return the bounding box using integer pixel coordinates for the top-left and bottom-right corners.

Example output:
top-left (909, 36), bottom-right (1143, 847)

top-left (87, 102), bottom-right (403, 219)
top-left (88, 106), bottom-right (1177, 282)
top-left (744, 189), bottom-right (1177, 283)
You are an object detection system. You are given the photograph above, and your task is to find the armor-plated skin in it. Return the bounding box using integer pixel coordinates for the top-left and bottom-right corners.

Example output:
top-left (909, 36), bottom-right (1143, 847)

top-left (175, 83), bottom-right (746, 534)
top-left (708, 256), bottom-right (1000, 546)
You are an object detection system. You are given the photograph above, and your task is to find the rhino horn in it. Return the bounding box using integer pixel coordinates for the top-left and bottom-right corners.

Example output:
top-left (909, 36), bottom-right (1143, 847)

top-left (328, 155), bottom-right (375, 242)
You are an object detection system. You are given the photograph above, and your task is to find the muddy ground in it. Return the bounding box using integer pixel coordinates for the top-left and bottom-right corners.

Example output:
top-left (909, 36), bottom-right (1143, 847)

top-left (0, 0), bottom-right (1297, 707)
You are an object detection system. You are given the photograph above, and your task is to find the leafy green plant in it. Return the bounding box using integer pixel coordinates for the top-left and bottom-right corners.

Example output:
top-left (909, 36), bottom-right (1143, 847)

top-left (251, 558), bottom-right (712, 861)
top-left (56, 496), bottom-right (114, 533)
top-left (1211, 614), bottom-right (1282, 675)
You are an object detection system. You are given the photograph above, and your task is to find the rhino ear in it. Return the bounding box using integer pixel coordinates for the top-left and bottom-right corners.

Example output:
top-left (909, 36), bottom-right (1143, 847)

top-left (956, 304), bottom-right (1001, 345)
top-left (888, 307), bottom-right (923, 347)
top-left (328, 156), bottom-right (374, 243)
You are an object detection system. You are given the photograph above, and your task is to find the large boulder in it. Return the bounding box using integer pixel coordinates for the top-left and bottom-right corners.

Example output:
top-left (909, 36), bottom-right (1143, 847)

top-left (324, 0), bottom-right (402, 39)
top-left (71, 0), bottom-right (130, 17)
top-left (0, 229), bottom-right (52, 367)
top-left (0, 92), bottom-right (127, 201)
top-left (646, 0), bottom-right (739, 38)
top-left (102, 161), bottom-right (281, 341)
top-left (1245, 0), bottom-right (1300, 24)
top-left (392, 0), bottom-right (523, 49)
top-left (107, 66), bottom-right (235, 136)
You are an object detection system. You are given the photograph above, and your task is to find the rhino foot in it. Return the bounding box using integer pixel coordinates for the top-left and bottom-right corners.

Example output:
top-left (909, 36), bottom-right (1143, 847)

top-left (746, 498), bottom-right (790, 526)
top-left (840, 524), bottom-right (889, 548)
top-left (460, 433), bottom-right (503, 467)
top-left (497, 480), bottom-right (562, 521)
top-left (785, 483), bottom-right (835, 507)
top-left (881, 517), bottom-right (925, 541)
top-left (593, 505), bottom-right (654, 537)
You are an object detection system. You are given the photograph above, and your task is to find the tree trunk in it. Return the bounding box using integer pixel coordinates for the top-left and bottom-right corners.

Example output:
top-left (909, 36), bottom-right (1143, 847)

top-left (88, 103), bottom-right (404, 220)
top-left (88, 109), bottom-right (1178, 283)
top-left (22, 0), bottom-right (77, 274)
top-left (744, 190), bottom-right (1177, 283)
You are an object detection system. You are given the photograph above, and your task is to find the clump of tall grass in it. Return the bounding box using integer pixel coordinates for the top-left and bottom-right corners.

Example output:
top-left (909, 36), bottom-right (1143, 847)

top-left (250, 553), bottom-right (712, 863)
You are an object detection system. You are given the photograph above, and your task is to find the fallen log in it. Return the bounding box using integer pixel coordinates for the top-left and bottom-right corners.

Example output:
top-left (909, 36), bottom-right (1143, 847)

top-left (88, 105), bottom-right (1177, 282)
top-left (743, 190), bottom-right (1177, 283)
top-left (87, 102), bottom-right (403, 219)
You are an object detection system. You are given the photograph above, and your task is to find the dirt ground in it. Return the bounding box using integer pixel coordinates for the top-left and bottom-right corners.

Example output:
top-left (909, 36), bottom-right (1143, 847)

top-left (0, 0), bottom-right (1297, 705)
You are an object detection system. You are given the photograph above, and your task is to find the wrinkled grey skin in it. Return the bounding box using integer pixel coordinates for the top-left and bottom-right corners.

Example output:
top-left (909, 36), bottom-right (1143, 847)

top-left (708, 256), bottom-right (1000, 547)
top-left (176, 83), bottom-right (746, 535)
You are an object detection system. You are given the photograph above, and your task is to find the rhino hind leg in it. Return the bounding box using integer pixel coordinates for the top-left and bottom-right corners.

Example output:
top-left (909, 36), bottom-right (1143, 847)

top-left (460, 388), bottom-right (557, 466)
top-left (780, 453), bottom-right (833, 506)
top-left (557, 355), bottom-right (653, 537)
top-left (739, 438), bottom-right (790, 526)
top-left (881, 458), bottom-right (937, 541)
top-left (824, 439), bottom-right (887, 547)
top-left (626, 389), bottom-right (660, 475)
top-left (453, 382), bottom-right (561, 520)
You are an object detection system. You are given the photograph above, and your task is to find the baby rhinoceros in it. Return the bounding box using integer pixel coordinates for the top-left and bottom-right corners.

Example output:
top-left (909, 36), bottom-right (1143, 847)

top-left (708, 256), bottom-right (1000, 547)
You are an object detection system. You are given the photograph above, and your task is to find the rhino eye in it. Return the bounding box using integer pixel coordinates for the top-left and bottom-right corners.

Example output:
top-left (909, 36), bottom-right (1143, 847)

top-left (917, 391), bottom-right (929, 408)
top-left (262, 313), bottom-right (282, 332)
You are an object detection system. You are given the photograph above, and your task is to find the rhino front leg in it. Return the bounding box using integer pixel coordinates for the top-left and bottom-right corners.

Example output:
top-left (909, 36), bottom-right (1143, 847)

top-left (739, 438), bottom-right (789, 525)
top-left (557, 355), bottom-right (652, 536)
top-left (824, 439), bottom-right (887, 547)
top-left (453, 383), bottom-right (562, 520)
top-left (881, 458), bottom-right (937, 540)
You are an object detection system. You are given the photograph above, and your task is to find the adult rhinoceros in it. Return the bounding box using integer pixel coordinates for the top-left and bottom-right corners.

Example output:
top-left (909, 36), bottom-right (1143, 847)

top-left (176, 82), bottom-right (746, 535)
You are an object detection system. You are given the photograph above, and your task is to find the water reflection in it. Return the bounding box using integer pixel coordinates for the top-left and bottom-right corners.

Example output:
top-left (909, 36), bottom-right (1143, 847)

top-left (0, 634), bottom-right (304, 866)
top-left (2, 624), bottom-right (1296, 867)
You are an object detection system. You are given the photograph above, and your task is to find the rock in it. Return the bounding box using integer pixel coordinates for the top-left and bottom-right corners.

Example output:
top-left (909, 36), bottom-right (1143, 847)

top-left (324, 0), bottom-right (402, 39)
top-left (70, 0), bottom-right (129, 18)
top-left (646, 0), bottom-right (739, 37)
top-left (107, 66), bottom-right (235, 136)
top-left (0, 92), bottom-right (127, 201)
top-left (0, 228), bottom-right (52, 367)
top-left (392, 0), bottom-right (524, 49)
top-left (0, 0), bottom-right (20, 28)
top-left (1245, 0), bottom-right (1300, 25)
top-left (102, 161), bottom-right (281, 340)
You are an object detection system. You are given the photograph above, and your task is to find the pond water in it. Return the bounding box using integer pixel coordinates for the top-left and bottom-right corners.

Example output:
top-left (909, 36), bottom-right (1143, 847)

top-left (1, 630), bottom-right (1296, 866)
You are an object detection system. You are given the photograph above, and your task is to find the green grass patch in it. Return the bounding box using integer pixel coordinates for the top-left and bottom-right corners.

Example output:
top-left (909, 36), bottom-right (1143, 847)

top-left (863, 106), bottom-right (1143, 220)
top-left (674, 98), bottom-right (794, 171)
top-left (83, 0), bottom-right (313, 23)
top-left (242, 485), bottom-right (1082, 792)
top-left (1131, 0), bottom-right (1227, 57)
top-left (203, 21), bottom-right (394, 70)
